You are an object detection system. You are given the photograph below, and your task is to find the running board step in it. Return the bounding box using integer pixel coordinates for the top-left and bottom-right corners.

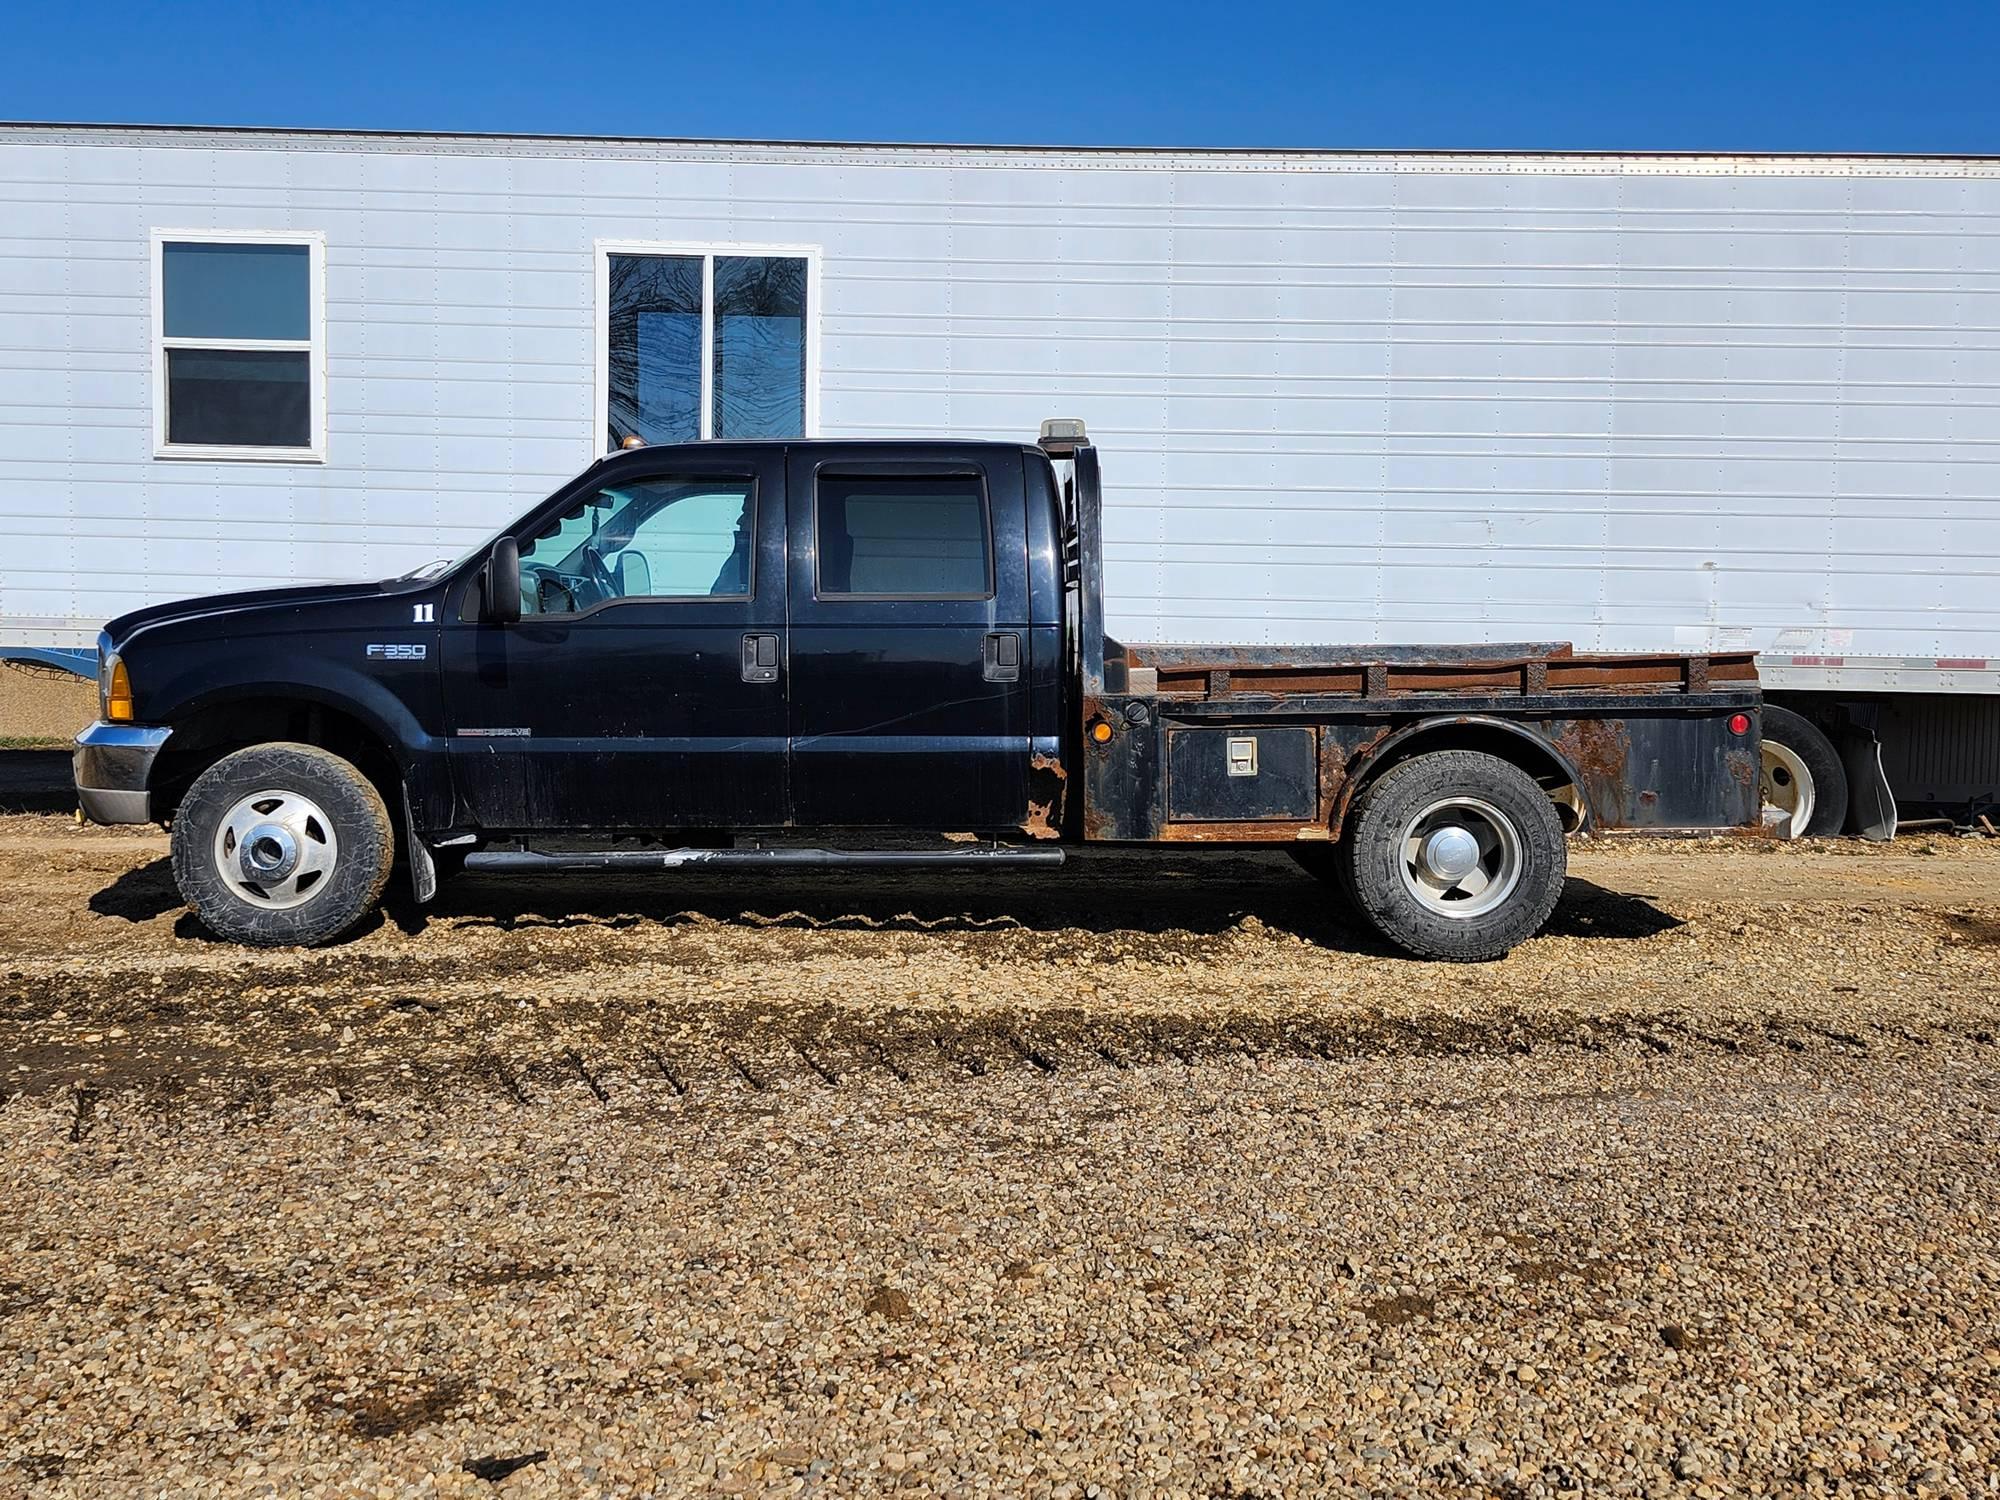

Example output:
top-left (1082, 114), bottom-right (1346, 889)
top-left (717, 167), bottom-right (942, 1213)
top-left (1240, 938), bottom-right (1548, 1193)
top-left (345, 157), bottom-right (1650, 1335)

top-left (462, 846), bottom-right (1067, 874)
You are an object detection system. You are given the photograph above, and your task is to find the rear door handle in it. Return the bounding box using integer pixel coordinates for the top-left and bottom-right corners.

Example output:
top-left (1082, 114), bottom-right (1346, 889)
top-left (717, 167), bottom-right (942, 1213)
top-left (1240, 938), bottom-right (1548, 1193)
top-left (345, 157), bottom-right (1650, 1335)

top-left (741, 633), bottom-right (780, 684)
top-left (983, 631), bottom-right (1020, 683)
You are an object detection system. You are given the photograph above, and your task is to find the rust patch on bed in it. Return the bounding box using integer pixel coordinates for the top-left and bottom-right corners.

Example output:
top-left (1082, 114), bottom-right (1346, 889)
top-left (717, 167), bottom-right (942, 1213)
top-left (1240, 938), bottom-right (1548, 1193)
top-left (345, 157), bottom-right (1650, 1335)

top-left (1553, 717), bottom-right (1633, 826)
top-left (1324, 722), bottom-right (1397, 840)
top-left (1154, 820), bottom-right (1322, 844)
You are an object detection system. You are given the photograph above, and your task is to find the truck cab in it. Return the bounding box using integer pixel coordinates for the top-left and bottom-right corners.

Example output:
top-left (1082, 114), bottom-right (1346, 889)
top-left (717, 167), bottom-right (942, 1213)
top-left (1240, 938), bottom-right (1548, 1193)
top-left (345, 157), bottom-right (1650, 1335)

top-left (433, 439), bottom-right (1065, 839)
top-left (75, 424), bottom-right (1762, 959)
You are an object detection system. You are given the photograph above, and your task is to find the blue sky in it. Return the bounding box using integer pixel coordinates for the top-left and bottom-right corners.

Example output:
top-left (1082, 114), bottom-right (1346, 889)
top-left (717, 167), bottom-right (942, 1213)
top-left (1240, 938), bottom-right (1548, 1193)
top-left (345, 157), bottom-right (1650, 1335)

top-left (6, 0), bottom-right (1997, 153)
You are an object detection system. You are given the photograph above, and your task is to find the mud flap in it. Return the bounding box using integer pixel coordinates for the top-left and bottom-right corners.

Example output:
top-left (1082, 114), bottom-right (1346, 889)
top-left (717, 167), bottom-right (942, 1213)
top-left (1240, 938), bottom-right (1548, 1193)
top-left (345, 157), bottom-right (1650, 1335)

top-left (401, 783), bottom-right (438, 903)
top-left (1836, 727), bottom-right (1896, 842)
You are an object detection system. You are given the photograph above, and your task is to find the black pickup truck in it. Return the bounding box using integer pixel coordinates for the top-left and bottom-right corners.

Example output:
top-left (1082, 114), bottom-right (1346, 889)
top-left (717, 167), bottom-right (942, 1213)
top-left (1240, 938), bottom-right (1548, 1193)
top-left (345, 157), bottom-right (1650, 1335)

top-left (74, 421), bottom-right (1761, 959)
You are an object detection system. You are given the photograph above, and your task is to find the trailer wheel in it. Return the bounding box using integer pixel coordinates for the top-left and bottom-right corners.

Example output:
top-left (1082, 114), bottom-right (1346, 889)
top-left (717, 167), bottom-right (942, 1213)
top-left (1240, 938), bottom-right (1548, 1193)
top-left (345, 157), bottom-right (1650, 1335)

top-left (1759, 705), bottom-right (1848, 839)
top-left (169, 743), bottom-right (394, 947)
top-left (1341, 750), bottom-right (1566, 961)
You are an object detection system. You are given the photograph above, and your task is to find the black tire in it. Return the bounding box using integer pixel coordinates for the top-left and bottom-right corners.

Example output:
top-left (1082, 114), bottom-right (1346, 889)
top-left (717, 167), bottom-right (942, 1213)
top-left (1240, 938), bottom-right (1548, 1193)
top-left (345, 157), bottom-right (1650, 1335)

top-left (1340, 750), bottom-right (1567, 962)
top-left (1760, 704), bottom-right (1848, 839)
top-left (169, 742), bottom-right (394, 946)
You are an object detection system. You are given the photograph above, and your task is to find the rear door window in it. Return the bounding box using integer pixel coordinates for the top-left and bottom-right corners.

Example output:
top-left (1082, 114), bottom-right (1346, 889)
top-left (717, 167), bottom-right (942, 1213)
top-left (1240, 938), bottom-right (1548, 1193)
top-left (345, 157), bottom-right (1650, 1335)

top-left (814, 473), bottom-right (992, 599)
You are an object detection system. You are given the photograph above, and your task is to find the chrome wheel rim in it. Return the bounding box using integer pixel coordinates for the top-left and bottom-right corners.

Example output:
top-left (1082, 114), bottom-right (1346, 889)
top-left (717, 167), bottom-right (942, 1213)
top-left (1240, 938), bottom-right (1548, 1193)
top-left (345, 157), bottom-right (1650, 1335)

top-left (1399, 796), bottom-right (1523, 918)
top-left (211, 789), bottom-right (339, 909)
top-left (1759, 742), bottom-right (1815, 841)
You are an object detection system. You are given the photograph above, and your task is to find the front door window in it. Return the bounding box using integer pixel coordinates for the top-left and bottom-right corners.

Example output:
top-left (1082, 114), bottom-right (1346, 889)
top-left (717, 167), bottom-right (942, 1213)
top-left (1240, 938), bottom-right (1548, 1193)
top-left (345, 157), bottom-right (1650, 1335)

top-left (517, 477), bottom-right (755, 615)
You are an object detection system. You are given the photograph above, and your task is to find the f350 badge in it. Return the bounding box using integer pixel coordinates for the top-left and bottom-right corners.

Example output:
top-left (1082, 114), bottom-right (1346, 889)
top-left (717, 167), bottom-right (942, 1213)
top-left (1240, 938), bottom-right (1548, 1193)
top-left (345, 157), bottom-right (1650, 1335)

top-left (366, 643), bottom-right (428, 660)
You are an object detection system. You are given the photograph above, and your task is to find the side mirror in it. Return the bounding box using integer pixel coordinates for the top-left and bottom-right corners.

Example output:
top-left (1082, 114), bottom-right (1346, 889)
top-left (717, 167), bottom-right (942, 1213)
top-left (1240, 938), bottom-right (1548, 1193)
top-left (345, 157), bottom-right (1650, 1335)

top-left (615, 551), bottom-right (651, 598)
top-left (483, 537), bottom-right (521, 623)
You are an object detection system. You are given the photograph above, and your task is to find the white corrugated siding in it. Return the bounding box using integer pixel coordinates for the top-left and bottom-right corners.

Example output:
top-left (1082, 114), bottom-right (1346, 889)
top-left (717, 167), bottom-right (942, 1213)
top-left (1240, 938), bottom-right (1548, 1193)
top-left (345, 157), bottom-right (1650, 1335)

top-left (2, 127), bottom-right (1998, 667)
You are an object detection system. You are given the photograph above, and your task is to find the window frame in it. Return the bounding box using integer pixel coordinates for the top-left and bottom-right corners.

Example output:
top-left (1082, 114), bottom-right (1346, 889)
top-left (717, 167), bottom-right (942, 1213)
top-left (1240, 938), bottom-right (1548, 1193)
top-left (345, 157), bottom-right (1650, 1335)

top-left (812, 467), bottom-right (997, 603)
top-left (150, 228), bottom-right (327, 463)
top-left (518, 473), bottom-right (761, 621)
top-left (593, 239), bottom-right (821, 460)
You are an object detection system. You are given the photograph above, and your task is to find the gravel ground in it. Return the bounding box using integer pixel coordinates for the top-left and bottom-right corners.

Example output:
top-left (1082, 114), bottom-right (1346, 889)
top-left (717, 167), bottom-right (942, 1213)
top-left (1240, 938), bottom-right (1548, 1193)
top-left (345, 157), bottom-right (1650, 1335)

top-left (1, 750), bottom-right (1997, 1497)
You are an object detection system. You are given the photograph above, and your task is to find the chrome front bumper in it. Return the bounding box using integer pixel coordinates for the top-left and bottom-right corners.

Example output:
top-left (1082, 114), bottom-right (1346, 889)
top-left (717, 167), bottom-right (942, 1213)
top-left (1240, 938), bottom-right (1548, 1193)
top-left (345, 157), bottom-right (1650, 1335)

top-left (73, 721), bottom-right (171, 824)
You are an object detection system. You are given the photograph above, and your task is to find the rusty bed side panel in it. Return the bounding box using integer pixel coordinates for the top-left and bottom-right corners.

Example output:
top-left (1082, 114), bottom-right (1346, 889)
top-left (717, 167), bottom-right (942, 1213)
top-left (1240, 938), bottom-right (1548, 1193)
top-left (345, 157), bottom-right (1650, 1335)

top-left (1080, 696), bottom-right (1760, 843)
top-left (1550, 712), bottom-right (1762, 832)
top-left (1081, 707), bottom-right (1397, 844)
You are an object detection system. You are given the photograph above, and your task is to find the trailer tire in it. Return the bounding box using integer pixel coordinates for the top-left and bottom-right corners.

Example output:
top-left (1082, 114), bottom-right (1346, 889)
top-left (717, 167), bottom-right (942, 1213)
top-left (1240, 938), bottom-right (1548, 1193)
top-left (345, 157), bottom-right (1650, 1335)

top-left (1341, 750), bottom-right (1566, 961)
top-left (169, 743), bottom-right (394, 947)
top-left (1759, 705), bottom-right (1848, 839)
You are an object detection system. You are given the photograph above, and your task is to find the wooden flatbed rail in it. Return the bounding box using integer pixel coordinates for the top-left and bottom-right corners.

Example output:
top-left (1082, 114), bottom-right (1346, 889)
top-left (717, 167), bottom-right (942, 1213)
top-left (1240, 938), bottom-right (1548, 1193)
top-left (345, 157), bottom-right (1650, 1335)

top-left (1121, 643), bottom-right (1758, 702)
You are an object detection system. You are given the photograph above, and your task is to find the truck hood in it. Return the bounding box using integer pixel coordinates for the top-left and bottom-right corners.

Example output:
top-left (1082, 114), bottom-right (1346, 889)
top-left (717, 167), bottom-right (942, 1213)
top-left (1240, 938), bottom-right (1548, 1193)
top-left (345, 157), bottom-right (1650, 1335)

top-left (104, 576), bottom-right (430, 649)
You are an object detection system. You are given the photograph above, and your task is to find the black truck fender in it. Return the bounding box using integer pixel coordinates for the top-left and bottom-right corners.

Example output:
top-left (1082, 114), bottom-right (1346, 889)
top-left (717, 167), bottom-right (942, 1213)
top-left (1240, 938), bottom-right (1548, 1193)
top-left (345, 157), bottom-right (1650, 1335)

top-left (1328, 715), bottom-right (1591, 839)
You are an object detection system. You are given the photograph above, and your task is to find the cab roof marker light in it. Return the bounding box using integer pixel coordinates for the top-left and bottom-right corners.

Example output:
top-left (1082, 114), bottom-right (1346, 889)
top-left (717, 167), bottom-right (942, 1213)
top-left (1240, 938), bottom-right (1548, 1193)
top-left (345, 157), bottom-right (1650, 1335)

top-left (1038, 417), bottom-right (1089, 456)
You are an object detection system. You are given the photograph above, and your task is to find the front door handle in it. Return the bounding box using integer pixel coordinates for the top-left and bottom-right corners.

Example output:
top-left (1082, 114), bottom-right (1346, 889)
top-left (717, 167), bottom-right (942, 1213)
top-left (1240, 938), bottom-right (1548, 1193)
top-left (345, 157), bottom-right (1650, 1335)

top-left (983, 631), bottom-right (1020, 683)
top-left (741, 633), bottom-right (780, 684)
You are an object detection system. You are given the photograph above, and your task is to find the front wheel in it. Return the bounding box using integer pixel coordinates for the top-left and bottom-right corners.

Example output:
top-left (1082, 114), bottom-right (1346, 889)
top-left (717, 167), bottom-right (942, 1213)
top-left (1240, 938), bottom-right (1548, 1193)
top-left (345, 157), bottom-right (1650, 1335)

top-left (1341, 750), bottom-right (1567, 961)
top-left (169, 743), bottom-right (394, 946)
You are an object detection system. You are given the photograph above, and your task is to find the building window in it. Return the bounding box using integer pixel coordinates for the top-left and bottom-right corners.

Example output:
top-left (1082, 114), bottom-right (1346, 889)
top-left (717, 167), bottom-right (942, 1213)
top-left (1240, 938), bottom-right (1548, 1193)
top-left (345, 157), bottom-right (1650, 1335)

top-left (598, 242), bottom-right (817, 451)
top-left (152, 230), bottom-right (325, 461)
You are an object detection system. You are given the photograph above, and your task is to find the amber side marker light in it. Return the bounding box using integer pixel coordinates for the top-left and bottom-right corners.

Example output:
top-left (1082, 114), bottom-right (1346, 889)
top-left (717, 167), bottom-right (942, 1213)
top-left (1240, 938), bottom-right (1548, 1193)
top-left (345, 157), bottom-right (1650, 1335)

top-left (106, 657), bottom-right (134, 722)
top-left (1727, 712), bottom-right (1751, 736)
top-left (1089, 719), bottom-right (1114, 744)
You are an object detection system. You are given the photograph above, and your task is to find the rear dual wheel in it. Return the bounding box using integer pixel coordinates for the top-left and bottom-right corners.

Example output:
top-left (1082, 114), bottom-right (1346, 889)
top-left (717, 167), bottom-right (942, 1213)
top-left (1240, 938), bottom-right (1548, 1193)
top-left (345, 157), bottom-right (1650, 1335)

top-left (1322, 750), bottom-right (1568, 961)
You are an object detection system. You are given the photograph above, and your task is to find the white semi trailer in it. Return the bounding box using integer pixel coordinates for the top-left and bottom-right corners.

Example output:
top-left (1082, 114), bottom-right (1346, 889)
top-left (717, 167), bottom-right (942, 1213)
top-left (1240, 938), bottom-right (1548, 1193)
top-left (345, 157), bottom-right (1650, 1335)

top-left (1, 125), bottom-right (1996, 834)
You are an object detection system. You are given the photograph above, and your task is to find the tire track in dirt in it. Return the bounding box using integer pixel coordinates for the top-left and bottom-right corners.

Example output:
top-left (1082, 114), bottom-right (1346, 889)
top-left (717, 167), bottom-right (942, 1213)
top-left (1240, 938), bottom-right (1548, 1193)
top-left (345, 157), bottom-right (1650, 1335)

top-left (10, 996), bottom-right (1993, 1118)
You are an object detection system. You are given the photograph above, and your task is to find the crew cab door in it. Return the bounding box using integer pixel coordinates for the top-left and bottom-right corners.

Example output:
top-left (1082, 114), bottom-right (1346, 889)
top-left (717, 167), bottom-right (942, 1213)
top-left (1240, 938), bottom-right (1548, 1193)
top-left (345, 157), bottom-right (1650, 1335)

top-left (439, 451), bottom-right (788, 831)
top-left (785, 447), bottom-right (1031, 829)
